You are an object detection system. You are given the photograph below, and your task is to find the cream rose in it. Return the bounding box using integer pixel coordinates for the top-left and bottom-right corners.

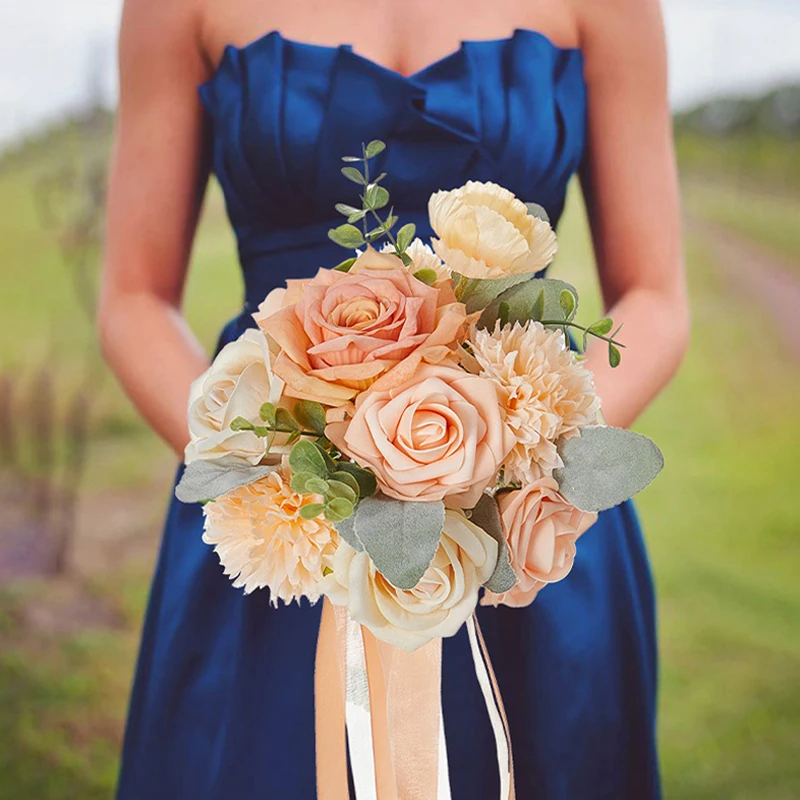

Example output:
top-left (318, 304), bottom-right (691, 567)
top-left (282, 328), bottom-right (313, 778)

top-left (482, 477), bottom-right (597, 608)
top-left (321, 509), bottom-right (497, 651)
top-left (185, 329), bottom-right (287, 465)
top-left (429, 181), bottom-right (558, 279)
top-left (325, 364), bottom-right (514, 508)
top-left (256, 266), bottom-right (471, 407)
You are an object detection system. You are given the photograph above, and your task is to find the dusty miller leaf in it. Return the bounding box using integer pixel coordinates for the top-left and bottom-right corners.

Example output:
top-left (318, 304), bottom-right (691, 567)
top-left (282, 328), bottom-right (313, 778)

top-left (175, 458), bottom-right (278, 504)
top-left (554, 426), bottom-right (664, 512)
top-left (469, 493), bottom-right (517, 594)
top-left (353, 494), bottom-right (445, 590)
top-left (478, 278), bottom-right (579, 330)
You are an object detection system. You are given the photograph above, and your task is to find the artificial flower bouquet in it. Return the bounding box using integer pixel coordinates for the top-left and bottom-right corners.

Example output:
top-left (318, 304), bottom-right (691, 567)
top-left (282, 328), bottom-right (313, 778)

top-left (176, 139), bottom-right (663, 652)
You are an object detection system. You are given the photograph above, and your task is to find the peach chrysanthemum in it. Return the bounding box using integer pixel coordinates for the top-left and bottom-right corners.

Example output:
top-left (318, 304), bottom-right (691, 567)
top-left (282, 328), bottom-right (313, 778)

top-left (202, 471), bottom-right (338, 606)
top-left (469, 321), bottom-right (600, 484)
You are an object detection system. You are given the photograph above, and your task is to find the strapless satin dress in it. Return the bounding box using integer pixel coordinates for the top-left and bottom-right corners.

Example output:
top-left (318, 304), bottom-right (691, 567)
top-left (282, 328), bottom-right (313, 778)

top-left (117, 29), bottom-right (661, 800)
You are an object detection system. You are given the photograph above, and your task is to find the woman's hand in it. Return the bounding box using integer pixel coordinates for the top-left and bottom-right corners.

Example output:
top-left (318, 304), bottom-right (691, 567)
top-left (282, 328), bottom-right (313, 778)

top-left (577, 0), bottom-right (690, 428)
top-left (98, 0), bottom-right (212, 456)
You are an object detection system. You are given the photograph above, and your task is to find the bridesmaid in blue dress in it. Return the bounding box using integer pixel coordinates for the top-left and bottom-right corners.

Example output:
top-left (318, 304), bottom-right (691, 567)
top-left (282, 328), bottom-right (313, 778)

top-left (102, 0), bottom-right (688, 797)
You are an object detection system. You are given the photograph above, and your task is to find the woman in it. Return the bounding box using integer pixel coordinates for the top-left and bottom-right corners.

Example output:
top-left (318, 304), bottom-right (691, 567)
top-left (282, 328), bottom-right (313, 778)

top-left (101, 0), bottom-right (688, 797)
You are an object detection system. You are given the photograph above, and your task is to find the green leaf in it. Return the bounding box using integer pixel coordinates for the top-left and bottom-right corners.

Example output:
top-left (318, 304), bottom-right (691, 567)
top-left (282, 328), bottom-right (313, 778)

top-left (325, 497), bottom-right (355, 523)
top-left (334, 515), bottom-right (363, 551)
top-left (559, 289), bottom-right (576, 319)
top-left (288, 440), bottom-right (328, 478)
top-left (326, 479), bottom-right (357, 504)
top-left (341, 156), bottom-right (361, 163)
top-left (335, 203), bottom-right (362, 218)
top-left (365, 139), bottom-right (386, 158)
top-left (371, 172), bottom-right (387, 184)
top-left (352, 494), bottom-right (445, 590)
top-left (285, 430), bottom-right (303, 445)
top-left (275, 407), bottom-right (299, 431)
top-left (478, 278), bottom-right (579, 330)
top-left (328, 224), bottom-right (365, 248)
top-left (525, 202), bottom-right (551, 224)
top-left (341, 166), bottom-right (365, 184)
top-left (469, 494), bottom-right (517, 594)
top-left (412, 268), bottom-right (438, 286)
top-left (312, 441), bottom-right (338, 473)
top-left (383, 214), bottom-right (398, 232)
top-left (304, 477), bottom-right (330, 495)
top-left (230, 416), bottom-right (254, 432)
top-left (530, 289), bottom-right (545, 321)
top-left (259, 403), bottom-right (277, 426)
top-left (293, 400), bottom-right (327, 435)
top-left (608, 343), bottom-right (622, 369)
top-left (452, 271), bottom-right (534, 314)
top-left (396, 223), bottom-right (416, 252)
top-left (333, 257), bottom-right (358, 273)
top-left (334, 462), bottom-right (378, 498)
top-left (498, 301), bottom-right (510, 327)
top-left (329, 471), bottom-right (360, 498)
top-left (554, 426), bottom-right (664, 513)
top-left (290, 471), bottom-right (317, 494)
top-left (175, 458), bottom-right (278, 504)
top-left (364, 184), bottom-right (390, 210)
top-left (299, 503), bottom-right (326, 520)
top-left (588, 317), bottom-right (614, 336)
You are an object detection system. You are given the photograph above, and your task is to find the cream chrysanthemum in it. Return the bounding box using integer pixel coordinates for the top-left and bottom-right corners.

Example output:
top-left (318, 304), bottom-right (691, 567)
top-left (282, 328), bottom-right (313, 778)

top-left (381, 238), bottom-right (451, 283)
top-left (469, 321), bottom-right (600, 484)
top-left (203, 471), bottom-right (338, 606)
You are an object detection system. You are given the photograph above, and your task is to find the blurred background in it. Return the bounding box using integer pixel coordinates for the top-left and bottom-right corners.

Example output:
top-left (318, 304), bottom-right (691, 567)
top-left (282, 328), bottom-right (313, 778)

top-left (0, 1), bottom-right (798, 797)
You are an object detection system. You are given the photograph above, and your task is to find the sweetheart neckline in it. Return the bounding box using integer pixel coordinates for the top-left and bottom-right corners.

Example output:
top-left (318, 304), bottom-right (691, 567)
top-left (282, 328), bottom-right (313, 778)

top-left (201, 27), bottom-right (582, 91)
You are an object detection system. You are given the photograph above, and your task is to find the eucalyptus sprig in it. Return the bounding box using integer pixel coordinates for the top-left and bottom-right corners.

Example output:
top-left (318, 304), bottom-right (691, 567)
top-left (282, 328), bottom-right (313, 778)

top-left (328, 140), bottom-right (417, 269)
top-left (230, 399), bottom-right (329, 457)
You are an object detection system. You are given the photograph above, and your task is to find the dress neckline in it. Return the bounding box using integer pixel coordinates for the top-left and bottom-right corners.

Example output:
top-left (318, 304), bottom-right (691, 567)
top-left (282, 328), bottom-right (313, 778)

top-left (202, 27), bottom-right (582, 91)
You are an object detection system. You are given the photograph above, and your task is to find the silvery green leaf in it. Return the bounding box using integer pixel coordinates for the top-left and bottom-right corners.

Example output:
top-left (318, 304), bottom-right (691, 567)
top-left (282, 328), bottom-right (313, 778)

top-left (329, 471), bottom-right (361, 498)
top-left (478, 278), bottom-right (578, 330)
top-left (608, 343), bottom-right (622, 369)
top-left (293, 400), bottom-right (327, 435)
top-left (335, 514), bottom-right (364, 551)
top-left (328, 224), bottom-right (365, 248)
top-left (559, 289), bottom-right (576, 319)
top-left (175, 458), bottom-right (278, 504)
top-left (327, 479), bottom-right (357, 504)
top-left (289, 440), bottom-right (328, 478)
top-left (588, 317), bottom-right (614, 336)
top-left (299, 503), bottom-right (325, 520)
top-left (469, 493), bottom-right (517, 594)
top-left (334, 257), bottom-right (358, 273)
top-left (353, 495), bottom-right (445, 590)
top-left (334, 462), bottom-right (377, 498)
top-left (525, 202), bottom-right (550, 224)
top-left (335, 202), bottom-right (362, 218)
top-left (453, 272), bottom-right (533, 314)
top-left (341, 166), bottom-right (366, 184)
top-left (365, 139), bottom-right (386, 158)
top-left (396, 223), bottom-right (416, 252)
top-left (325, 497), bottom-right (354, 523)
top-left (554, 426), bottom-right (664, 512)
top-left (364, 184), bottom-right (390, 210)
top-left (259, 402), bottom-right (277, 426)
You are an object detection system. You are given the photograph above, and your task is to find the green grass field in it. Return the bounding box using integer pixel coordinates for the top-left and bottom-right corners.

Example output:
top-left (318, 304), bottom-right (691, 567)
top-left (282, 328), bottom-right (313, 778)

top-left (1, 138), bottom-right (799, 798)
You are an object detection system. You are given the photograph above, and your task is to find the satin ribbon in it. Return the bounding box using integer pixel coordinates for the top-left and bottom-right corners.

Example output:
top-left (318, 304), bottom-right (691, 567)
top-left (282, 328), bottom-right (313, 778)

top-left (315, 600), bottom-right (514, 799)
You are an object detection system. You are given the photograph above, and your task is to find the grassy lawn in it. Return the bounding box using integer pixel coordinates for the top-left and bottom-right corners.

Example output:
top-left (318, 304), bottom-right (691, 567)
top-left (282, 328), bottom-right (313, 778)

top-left (1, 143), bottom-right (799, 798)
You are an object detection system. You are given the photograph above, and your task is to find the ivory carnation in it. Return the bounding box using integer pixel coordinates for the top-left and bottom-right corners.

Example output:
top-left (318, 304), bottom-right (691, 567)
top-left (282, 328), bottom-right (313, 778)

top-left (202, 471), bottom-right (338, 606)
top-left (429, 181), bottom-right (558, 279)
top-left (256, 266), bottom-right (471, 406)
top-left (469, 321), bottom-right (600, 483)
top-left (185, 329), bottom-right (287, 465)
top-left (482, 478), bottom-right (597, 608)
top-left (325, 364), bottom-right (514, 508)
top-left (321, 509), bottom-right (497, 651)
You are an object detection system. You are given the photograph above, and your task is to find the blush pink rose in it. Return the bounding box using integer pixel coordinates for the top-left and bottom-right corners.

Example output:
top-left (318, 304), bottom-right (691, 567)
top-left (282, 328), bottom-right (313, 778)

top-left (325, 364), bottom-right (514, 508)
top-left (482, 477), bottom-right (597, 608)
top-left (255, 264), bottom-right (471, 407)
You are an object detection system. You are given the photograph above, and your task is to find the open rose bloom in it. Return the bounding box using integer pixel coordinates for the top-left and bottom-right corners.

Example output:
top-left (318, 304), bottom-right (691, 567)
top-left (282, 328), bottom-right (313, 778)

top-left (178, 164), bottom-right (661, 655)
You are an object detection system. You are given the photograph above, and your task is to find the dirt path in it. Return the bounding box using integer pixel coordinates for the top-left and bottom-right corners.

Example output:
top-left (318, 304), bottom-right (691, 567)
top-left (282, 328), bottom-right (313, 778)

top-left (689, 217), bottom-right (800, 361)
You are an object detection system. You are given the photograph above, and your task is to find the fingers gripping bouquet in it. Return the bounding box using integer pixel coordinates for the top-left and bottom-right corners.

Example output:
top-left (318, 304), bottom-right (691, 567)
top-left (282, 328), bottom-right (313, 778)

top-left (177, 140), bottom-right (663, 795)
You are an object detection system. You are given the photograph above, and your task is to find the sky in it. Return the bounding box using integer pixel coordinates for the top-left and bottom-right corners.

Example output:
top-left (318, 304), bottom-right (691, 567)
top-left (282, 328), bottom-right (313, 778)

top-left (1, 0), bottom-right (799, 146)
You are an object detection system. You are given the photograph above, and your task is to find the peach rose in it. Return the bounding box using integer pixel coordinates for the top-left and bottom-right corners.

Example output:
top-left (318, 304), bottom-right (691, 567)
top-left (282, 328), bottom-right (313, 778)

top-left (256, 265), bottom-right (471, 406)
top-left (482, 477), bottom-right (597, 608)
top-left (326, 364), bottom-right (514, 508)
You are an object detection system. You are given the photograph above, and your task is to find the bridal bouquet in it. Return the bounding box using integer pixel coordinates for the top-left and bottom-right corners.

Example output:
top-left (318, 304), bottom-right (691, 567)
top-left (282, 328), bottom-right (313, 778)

top-left (176, 140), bottom-right (663, 653)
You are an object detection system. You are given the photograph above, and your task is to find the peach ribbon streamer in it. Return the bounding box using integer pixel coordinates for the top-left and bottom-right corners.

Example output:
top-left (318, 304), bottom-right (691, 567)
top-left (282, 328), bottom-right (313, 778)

top-left (315, 599), bottom-right (513, 799)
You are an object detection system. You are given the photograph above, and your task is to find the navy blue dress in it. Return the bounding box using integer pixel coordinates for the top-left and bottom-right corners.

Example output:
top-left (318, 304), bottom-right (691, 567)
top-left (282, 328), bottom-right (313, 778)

top-left (117, 29), bottom-right (661, 800)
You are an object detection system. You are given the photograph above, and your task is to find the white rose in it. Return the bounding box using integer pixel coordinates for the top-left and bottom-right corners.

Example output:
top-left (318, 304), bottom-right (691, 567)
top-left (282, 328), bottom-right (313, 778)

top-left (185, 329), bottom-right (287, 465)
top-left (428, 181), bottom-right (558, 279)
top-left (321, 509), bottom-right (498, 651)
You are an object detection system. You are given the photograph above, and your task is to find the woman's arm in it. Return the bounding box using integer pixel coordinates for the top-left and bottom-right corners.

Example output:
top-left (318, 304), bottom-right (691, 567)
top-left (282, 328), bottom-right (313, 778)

top-left (98, 0), bottom-right (211, 455)
top-left (576, 0), bottom-right (690, 428)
